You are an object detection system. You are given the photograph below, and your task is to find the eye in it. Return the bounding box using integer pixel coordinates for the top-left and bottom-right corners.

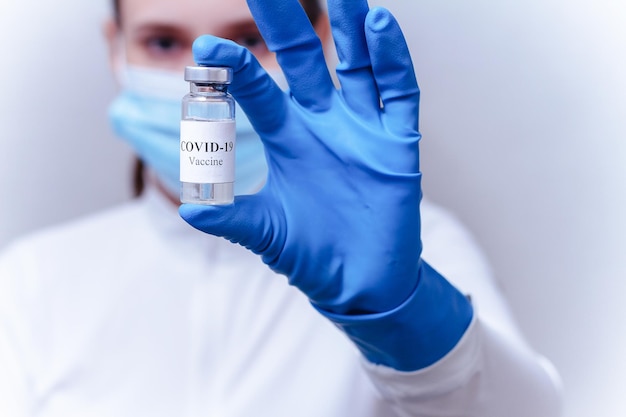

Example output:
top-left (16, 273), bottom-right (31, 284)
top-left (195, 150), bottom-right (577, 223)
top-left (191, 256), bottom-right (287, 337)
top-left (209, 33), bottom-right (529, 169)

top-left (237, 35), bottom-right (262, 49)
top-left (145, 35), bottom-right (183, 54)
top-left (233, 33), bottom-right (269, 55)
top-left (128, 25), bottom-right (192, 68)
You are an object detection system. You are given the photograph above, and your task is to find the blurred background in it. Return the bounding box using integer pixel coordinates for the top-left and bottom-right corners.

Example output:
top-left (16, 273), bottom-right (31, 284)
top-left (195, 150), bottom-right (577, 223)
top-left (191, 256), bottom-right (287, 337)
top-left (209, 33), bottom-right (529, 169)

top-left (1, 0), bottom-right (624, 415)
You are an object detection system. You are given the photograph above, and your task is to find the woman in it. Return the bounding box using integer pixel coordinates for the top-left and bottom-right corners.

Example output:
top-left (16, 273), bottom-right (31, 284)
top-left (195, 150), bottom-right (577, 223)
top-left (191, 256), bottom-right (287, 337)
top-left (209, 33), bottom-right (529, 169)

top-left (0, 0), bottom-right (562, 415)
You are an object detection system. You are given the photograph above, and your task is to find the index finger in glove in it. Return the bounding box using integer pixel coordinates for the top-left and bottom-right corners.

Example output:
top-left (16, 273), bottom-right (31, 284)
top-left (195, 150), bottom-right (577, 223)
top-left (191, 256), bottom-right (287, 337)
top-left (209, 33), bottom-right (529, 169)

top-left (193, 35), bottom-right (287, 135)
top-left (246, 0), bottom-right (334, 111)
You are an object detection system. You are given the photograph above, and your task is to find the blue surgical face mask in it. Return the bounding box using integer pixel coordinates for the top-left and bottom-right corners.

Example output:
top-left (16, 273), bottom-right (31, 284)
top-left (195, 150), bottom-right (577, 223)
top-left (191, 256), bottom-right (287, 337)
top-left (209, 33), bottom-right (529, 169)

top-left (109, 64), bottom-right (274, 197)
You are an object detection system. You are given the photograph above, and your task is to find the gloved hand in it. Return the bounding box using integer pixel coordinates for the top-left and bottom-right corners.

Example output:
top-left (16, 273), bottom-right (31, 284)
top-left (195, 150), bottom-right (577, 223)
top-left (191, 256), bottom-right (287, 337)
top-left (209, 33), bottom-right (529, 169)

top-left (180, 0), bottom-right (472, 371)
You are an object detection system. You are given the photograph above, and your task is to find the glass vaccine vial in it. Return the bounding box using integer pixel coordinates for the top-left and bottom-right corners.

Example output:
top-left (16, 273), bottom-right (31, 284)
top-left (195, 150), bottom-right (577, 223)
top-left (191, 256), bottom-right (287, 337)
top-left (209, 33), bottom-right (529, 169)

top-left (180, 66), bottom-right (236, 205)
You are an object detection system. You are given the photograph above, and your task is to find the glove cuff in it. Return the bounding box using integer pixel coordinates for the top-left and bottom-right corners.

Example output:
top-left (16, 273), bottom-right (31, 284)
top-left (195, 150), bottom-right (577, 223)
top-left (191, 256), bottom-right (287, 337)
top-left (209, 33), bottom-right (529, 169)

top-left (313, 261), bottom-right (473, 371)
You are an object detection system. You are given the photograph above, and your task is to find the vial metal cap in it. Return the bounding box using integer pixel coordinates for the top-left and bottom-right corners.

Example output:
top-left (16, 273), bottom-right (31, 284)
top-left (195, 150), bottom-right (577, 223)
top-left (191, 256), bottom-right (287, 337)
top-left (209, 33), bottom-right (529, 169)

top-left (184, 66), bottom-right (233, 84)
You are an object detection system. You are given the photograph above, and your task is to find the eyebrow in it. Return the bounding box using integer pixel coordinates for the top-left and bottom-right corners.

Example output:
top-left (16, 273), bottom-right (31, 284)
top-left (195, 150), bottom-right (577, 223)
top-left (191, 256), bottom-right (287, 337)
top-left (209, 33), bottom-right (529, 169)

top-left (218, 20), bottom-right (263, 41)
top-left (127, 20), bottom-right (265, 51)
top-left (128, 14), bottom-right (262, 38)
top-left (130, 23), bottom-right (191, 39)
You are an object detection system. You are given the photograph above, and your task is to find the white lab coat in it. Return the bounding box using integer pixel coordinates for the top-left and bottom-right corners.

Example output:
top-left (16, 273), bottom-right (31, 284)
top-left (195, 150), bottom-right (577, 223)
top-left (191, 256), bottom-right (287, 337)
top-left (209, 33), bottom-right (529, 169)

top-left (0, 187), bottom-right (562, 416)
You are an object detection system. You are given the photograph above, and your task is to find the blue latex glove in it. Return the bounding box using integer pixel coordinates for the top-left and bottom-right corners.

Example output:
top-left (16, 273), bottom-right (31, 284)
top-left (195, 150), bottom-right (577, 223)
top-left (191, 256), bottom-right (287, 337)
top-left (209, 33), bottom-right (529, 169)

top-left (180, 0), bottom-right (472, 371)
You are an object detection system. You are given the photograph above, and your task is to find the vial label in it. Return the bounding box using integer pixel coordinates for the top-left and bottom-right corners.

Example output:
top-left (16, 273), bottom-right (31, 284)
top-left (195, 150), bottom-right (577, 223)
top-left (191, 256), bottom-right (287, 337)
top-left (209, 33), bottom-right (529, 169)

top-left (180, 120), bottom-right (236, 183)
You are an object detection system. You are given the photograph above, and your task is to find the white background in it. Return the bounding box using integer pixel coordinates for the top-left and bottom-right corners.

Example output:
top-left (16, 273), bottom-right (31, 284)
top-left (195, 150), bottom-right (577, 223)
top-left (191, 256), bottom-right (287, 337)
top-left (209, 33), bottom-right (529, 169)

top-left (1, 0), bottom-right (625, 416)
top-left (0, 0), bottom-right (133, 244)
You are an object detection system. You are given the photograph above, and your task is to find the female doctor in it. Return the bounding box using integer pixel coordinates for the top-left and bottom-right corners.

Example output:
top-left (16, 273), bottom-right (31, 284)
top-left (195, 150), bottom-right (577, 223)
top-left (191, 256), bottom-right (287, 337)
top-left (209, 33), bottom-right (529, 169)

top-left (0, 0), bottom-right (562, 415)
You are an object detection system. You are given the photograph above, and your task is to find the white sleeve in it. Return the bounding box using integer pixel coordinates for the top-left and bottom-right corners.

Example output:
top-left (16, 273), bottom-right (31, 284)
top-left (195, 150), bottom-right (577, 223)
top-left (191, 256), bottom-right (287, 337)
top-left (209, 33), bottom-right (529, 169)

top-left (0, 242), bottom-right (35, 417)
top-left (362, 317), bottom-right (562, 416)
top-left (358, 199), bottom-right (563, 416)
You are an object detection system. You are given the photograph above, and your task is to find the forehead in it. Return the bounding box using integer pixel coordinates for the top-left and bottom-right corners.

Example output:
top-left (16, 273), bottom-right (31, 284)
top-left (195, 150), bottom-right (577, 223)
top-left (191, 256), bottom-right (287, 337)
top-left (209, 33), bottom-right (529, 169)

top-left (120, 0), bottom-right (255, 34)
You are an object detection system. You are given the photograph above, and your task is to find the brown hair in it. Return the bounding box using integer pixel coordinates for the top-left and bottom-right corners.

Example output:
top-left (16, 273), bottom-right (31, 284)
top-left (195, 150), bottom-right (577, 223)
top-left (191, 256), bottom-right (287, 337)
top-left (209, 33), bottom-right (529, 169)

top-left (111, 0), bottom-right (323, 196)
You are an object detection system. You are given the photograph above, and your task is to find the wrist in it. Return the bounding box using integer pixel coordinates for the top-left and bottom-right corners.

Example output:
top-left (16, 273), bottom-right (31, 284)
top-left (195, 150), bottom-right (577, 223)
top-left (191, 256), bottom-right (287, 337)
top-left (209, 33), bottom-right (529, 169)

top-left (313, 261), bottom-right (473, 371)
